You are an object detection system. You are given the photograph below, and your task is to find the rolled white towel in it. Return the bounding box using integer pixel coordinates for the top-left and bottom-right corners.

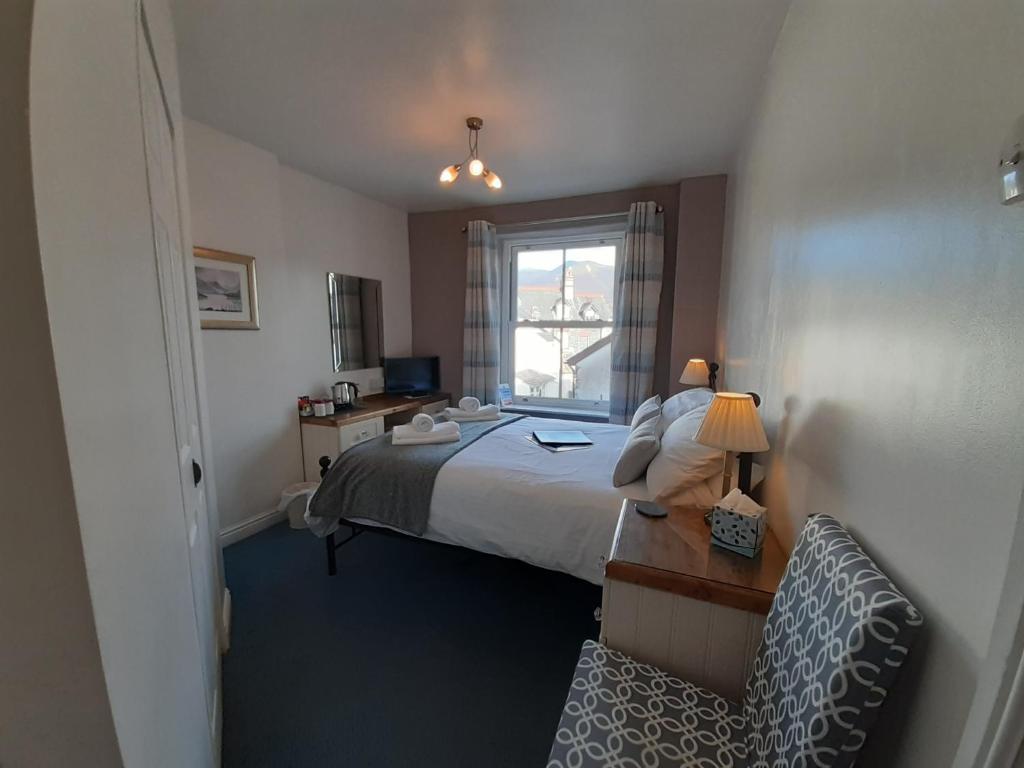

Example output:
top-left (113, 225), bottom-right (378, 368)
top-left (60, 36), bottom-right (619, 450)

top-left (444, 404), bottom-right (500, 422)
top-left (393, 420), bottom-right (459, 439)
top-left (458, 396), bottom-right (481, 413)
top-left (411, 412), bottom-right (435, 433)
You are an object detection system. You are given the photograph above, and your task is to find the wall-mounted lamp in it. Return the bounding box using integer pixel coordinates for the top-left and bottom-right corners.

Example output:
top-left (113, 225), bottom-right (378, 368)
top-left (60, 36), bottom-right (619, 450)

top-left (679, 358), bottom-right (719, 390)
top-left (1000, 115), bottom-right (1023, 205)
top-left (694, 391), bottom-right (768, 496)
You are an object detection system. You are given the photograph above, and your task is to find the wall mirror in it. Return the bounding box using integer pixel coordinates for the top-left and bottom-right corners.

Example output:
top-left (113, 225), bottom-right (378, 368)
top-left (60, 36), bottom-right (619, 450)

top-left (327, 273), bottom-right (384, 372)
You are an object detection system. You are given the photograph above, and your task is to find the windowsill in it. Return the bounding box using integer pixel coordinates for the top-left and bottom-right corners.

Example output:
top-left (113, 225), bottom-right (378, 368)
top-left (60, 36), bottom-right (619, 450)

top-left (503, 404), bottom-right (610, 423)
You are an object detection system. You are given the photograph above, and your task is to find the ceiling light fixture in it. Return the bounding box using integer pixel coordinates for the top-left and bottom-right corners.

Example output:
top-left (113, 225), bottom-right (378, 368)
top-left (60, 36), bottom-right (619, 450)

top-left (439, 117), bottom-right (502, 191)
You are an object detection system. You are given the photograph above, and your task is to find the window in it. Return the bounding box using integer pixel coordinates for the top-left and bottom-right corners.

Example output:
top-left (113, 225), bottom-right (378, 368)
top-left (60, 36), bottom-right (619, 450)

top-left (502, 227), bottom-right (623, 412)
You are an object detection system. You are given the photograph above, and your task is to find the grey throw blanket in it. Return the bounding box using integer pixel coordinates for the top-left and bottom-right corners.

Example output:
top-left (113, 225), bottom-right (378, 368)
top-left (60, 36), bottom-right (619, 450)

top-left (308, 414), bottom-right (524, 536)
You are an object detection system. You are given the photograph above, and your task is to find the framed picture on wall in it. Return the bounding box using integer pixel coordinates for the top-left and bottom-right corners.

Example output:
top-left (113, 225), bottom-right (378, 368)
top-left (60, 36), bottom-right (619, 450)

top-left (193, 246), bottom-right (260, 330)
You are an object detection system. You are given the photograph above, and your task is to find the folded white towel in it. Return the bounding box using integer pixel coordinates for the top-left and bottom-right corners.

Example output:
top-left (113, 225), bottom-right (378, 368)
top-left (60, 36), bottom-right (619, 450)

top-left (393, 431), bottom-right (461, 445)
top-left (411, 413), bottom-right (435, 433)
top-left (458, 396), bottom-right (481, 413)
top-left (443, 404), bottom-right (500, 422)
top-left (392, 420), bottom-right (461, 445)
top-left (452, 412), bottom-right (499, 422)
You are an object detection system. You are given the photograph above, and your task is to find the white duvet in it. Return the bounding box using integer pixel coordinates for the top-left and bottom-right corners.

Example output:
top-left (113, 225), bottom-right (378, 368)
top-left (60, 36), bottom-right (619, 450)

top-left (342, 416), bottom-right (752, 585)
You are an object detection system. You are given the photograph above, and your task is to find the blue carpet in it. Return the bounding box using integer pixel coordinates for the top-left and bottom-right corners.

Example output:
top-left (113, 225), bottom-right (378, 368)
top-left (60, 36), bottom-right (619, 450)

top-left (222, 523), bottom-right (601, 767)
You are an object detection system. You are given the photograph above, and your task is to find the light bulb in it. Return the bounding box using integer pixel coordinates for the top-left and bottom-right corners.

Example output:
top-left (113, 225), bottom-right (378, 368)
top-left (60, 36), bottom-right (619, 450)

top-left (484, 169), bottom-right (502, 189)
top-left (468, 158), bottom-right (484, 176)
top-left (439, 164), bottom-right (461, 184)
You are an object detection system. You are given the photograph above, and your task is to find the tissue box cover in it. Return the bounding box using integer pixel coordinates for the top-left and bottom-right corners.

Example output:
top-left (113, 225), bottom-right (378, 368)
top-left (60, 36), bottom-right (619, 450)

top-left (711, 505), bottom-right (766, 558)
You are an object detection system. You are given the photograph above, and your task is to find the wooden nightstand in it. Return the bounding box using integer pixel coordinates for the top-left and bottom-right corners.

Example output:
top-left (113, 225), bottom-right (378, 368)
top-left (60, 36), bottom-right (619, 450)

top-left (600, 499), bottom-right (787, 701)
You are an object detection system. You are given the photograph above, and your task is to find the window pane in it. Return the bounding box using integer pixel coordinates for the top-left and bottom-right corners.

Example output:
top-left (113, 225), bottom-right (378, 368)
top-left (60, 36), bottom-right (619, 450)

top-left (516, 249), bottom-right (563, 321)
top-left (513, 326), bottom-right (562, 398)
top-left (564, 327), bottom-right (612, 403)
top-left (564, 245), bottom-right (616, 321)
top-left (514, 325), bottom-right (613, 404)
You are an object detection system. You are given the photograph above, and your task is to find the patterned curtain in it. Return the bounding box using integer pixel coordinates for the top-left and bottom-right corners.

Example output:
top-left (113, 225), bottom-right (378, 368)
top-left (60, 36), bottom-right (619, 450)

top-left (462, 220), bottom-right (500, 403)
top-left (609, 202), bottom-right (663, 424)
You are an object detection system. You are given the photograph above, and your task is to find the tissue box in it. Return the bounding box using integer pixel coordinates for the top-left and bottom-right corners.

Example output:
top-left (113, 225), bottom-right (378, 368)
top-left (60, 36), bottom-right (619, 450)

top-left (711, 505), bottom-right (766, 558)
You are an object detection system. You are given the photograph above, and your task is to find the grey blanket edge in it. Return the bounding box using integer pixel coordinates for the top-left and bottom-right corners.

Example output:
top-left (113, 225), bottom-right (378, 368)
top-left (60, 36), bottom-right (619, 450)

top-left (308, 414), bottom-right (525, 536)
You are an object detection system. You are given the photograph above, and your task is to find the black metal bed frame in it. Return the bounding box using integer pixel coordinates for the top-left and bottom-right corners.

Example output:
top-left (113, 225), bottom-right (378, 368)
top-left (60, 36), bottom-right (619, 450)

top-left (318, 455), bottom-right (440, 576)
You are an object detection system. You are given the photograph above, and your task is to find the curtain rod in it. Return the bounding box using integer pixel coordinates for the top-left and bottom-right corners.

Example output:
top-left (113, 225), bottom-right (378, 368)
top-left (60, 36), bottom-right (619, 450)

top-left (460, 207), bottom-right (663, 233)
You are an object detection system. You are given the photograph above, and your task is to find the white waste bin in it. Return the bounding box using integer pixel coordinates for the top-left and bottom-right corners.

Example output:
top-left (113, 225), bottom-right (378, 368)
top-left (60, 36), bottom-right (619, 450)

top-left (277, 481), bottom-right (319, 530)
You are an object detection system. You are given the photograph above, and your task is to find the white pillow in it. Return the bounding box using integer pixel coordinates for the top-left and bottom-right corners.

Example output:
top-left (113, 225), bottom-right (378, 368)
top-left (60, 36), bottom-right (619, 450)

top-left (646, 404), bottom-right (724, 504)
top-left (658, 388), bottom-right (715, 433)
top-left (629, 395), bottom-right (662, 430)
top-left (613, 417), bottom-right (660, 487)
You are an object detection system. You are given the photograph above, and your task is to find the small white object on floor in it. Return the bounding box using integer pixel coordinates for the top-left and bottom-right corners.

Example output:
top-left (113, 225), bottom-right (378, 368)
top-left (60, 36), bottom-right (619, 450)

top-left (411, 412), bottom-right (435, 433)
top-left (392, 420), bottom-right (461, 445)
top-left (277, 481), bottom-right (320, 529)
top-left (717, 487), bottom-right (767, 517)
top-left (458, 396), bottom-right (481, 413)
top-left (444, 404), bottom-right (500, 422)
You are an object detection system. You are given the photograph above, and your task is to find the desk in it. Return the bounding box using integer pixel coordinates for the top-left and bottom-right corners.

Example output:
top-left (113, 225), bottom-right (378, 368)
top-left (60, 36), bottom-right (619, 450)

top-left (600, 499), bottom-right (787, 700)
top-left (299, 392), bottom-right (450, 481)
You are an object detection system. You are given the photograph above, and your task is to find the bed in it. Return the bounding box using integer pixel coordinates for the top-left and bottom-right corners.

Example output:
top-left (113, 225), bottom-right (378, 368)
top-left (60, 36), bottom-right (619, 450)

top-left (307, 413), bottom-right (755, 586)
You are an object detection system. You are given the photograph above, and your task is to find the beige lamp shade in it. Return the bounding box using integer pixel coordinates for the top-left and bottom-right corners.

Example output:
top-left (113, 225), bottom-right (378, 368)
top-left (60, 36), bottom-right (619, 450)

top-left (679, 358), bottom-right (710, 386)
top-left (694, 392), bottom-right (769, 453)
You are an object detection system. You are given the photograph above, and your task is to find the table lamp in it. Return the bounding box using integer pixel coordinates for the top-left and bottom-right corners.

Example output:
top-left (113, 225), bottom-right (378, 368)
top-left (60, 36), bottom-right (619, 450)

top-left (694, 392), bottom-right (769, 496)
top-left (679, 358), bottom-right (719, 390)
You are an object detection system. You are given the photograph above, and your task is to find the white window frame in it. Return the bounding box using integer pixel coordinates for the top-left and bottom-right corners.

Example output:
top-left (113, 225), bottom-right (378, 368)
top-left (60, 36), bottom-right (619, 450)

top-left (499, 219), bottom-right (625, 413)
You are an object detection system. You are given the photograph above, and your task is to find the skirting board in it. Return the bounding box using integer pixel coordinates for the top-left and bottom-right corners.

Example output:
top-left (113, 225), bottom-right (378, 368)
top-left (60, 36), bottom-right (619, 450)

top-left (219, 507), bottom-right (287, 547)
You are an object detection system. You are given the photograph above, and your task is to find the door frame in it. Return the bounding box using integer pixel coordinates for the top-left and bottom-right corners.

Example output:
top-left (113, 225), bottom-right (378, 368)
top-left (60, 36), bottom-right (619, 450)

top-left (955, 487), bottom-right (1024, 767)
top-left (137, 1), bottom-right (226, 761)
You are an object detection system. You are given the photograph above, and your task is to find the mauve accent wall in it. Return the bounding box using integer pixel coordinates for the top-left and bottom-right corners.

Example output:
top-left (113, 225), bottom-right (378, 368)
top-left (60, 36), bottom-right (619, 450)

top-left (671, 175), bottom-right (726, 395)
top-left (408, 178), bottom-right (725, 401)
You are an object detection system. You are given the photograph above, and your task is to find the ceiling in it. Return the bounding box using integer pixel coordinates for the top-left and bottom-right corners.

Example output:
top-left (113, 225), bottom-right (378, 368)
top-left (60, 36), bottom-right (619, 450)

top-left (171, 0), bottom-right (791, 212)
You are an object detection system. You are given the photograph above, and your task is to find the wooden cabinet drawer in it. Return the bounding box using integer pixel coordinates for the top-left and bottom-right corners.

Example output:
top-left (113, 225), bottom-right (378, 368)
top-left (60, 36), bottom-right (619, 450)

top-left (300, 417), bottom-right (385, 481)
top-left (338, 417), bottom-right (384, 452)
top-left (299, 393), bottom-right (451, 480)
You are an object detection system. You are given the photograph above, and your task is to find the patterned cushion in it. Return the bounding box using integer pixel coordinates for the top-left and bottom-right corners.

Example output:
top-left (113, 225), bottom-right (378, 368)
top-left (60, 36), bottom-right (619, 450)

top-left (547, 641), bottom-right (748, 768)
top-left (743, 514), bottom-right (923, 768)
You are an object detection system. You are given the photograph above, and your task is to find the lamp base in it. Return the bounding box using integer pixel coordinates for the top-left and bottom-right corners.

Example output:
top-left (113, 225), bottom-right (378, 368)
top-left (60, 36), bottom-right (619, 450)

top-left (738, 452), bottom-right (754, 494)
top-left (721, 451), bottom-right (734, 498)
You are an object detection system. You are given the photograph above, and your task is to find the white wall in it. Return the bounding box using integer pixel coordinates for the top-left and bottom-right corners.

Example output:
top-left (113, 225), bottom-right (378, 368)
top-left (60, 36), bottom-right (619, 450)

top-left (718, 2), bottom-right (1024, 765)
top-left (1, 1), bottom-right (123, 764)
top-left (184, 120), bottom-right (411, 536)
top-left (278, 164), bottom-right (413, 380)
top-left (30, 0), bottom-right (217, 766)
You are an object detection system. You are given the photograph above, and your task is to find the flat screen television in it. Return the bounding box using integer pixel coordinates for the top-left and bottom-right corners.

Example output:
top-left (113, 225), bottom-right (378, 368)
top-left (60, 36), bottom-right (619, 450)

top-left (384, 356), bottom-right (440, 395)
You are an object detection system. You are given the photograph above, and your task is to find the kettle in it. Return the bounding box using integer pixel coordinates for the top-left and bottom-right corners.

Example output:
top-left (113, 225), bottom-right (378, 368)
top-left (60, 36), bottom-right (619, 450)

top-left (332, 381), bottom-right (359, 407)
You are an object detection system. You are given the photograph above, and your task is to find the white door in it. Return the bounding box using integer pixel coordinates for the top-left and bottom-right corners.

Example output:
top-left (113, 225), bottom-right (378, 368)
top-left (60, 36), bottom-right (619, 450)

top-left (137, 3), bottom-right (221, 744)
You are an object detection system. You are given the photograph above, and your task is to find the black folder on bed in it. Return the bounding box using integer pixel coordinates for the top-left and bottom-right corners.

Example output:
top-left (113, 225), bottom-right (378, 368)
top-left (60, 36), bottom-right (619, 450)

top-left (531, 430), bottom-right (593, 447)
